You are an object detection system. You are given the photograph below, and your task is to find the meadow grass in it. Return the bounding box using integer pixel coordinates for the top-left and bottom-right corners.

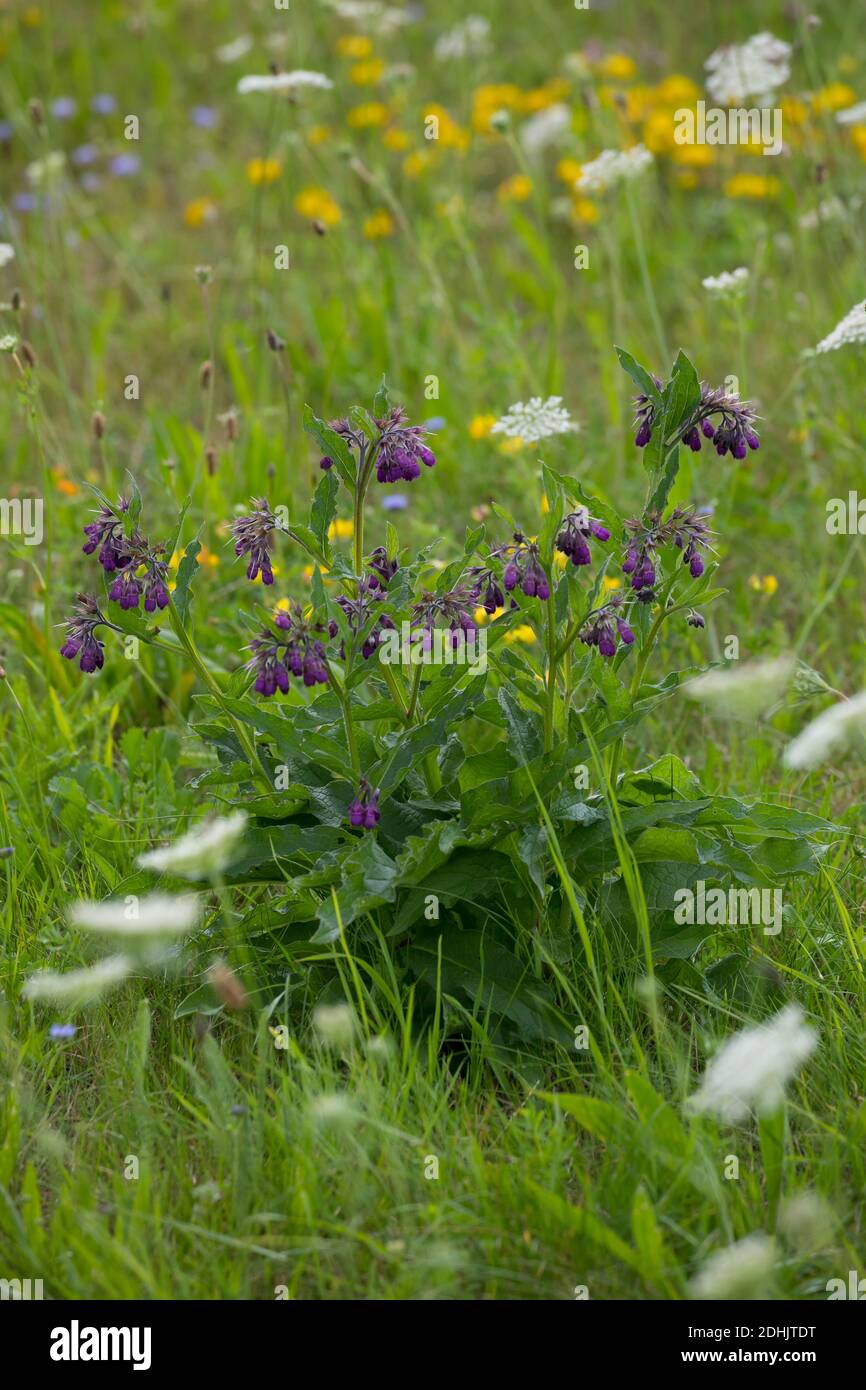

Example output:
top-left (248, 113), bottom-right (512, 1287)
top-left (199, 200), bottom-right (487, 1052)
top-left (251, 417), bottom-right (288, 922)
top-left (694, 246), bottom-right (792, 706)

top-left (1, 1), bottom-right (866, 1300)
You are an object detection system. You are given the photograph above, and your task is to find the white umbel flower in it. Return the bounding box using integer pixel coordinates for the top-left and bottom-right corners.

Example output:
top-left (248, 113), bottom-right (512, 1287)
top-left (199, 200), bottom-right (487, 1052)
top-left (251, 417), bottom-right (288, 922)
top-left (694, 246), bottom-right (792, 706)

top-left (434, 16), bottom-right (490, 62)
top-left (237, 71), bottom-right (333, 95)
top-left (23, 954), bottom-right (132, 1004)
top-left (685, 656), bottom-right (795, 719)
top-left (216, 35), bottom-right (253, 63)
top-left (519, 104), bottom-right (572, 156)
top-left (702, 266), bottom-right (749, 297)
top-left (575, 145), bottom-right (653, 193)
top-left (814, 300), bottom-right (866, 354)
top-left (0, 243), bottom-right (15, 269)
top-left (704, 32), bottom-right (791, 105)
top-left (783, 690), bottom-right (866, 770)
top-left (138, 812), bottom-right (247, 879)
top-left (836, 100), bottom-right (866, 126)
top-left (691, 1234), bottom-right (776, 1299)
top-left (689, 1004), bottom-right (818, 1122)
top-left (327, 1), bottom-right (411, 31)
top-left (490, 396), bottom-right (578, 444)
top-left (70, 893), bottom-right (201, 936)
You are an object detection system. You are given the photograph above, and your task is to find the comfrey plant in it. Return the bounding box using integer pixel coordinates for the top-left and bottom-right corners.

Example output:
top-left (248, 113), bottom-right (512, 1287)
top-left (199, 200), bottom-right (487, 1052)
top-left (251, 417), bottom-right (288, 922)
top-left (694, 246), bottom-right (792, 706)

top-left (58, 359), bottom-right (830, 1053)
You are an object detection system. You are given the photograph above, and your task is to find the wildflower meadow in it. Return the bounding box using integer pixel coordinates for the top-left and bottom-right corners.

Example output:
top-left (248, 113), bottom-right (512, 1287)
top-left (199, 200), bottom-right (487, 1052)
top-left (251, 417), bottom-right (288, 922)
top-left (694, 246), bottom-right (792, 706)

top-left (2, 0), bottom-right (866, 1336)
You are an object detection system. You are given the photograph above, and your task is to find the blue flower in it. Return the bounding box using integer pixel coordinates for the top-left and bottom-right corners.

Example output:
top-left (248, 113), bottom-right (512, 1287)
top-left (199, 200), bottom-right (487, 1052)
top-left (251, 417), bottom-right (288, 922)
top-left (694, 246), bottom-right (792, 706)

top-left (91, 94), bottom-right (117, 114)
top-left (191, 105), bottom-right (219, 129)
top-left (49, 1024), bottom-right (77, 1040)
top-left (109, 153), bottom-right (141, 177)
top-left (51, 97), bottom-right (77, 120)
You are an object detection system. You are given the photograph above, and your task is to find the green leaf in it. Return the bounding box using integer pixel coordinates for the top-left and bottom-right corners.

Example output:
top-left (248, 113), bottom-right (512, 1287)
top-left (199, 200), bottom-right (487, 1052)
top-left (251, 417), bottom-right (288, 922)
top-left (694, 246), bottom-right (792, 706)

top-left (614, 345), bottom-right (662, 404)
top-left (303, 404), bottom-right (356, 488)
top-left (309, 467), bottom-right (338, 559)
top-left (172, 538), bottom-right (201, 623)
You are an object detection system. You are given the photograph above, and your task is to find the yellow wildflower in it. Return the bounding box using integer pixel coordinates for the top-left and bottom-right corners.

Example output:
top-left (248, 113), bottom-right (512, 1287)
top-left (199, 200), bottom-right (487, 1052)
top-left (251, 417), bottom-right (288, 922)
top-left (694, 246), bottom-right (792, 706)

top-left (403, 150), bottom-right (433, 178)
top-left (521, 78), bottom-right (571, 113)
top-left (571, 196), bottom-right (598, 223)
top-left (183, 197), bottom-right (217, 228)
top-left (556, 157), bottom-right (583, 185)
top-left (653, 74), bottom-right (699, 105)
top-left (851, 125), bottom-right (866, 160)
top-left (643, 108), bottom-right (677, 153)
top-left (749, 575), bottom-right (778, 596)
top-left (811, 83), bottom-right (856, 113)
top-left (780, 96), bottom-right (808, 126)
top-left (497, 173), bottom-right (532, 202)
top-left (670, 142), bottom-right (715, 168)
top-left (350, 59), bottom-right (385, 86)
top-left (597, 54), bottom-right (636, 81)
top-left (602, 576), bottom-right (621, 592)
top-left (336, 35), bottom-right (372, 59)
top-left (382, 127), bottom-right (411, 151)
top-left (498, 436), bottom-right (524, 455)
top-left (469, 414), bottom-right (496, 440)
top-left (246, 157), bottom-right (281, 185)
top-left (423, 104), bottom-right (470, 151)
top-left (347, 101), bottom-right (390, 129)
top-left (329, 518), bottom-right (354, 541)
top-left (363, 209), bottom-right (395, 239)
top-left (505, 624), bottom-right (537, 644)
top-left (723, 173), bottom-right (780, 199)
top-left (472, 83), bottom-right (524, 133)
top-left (294, 186), bottom-right (342, 226)
top-left (307, 124), bottom-right (332, 147)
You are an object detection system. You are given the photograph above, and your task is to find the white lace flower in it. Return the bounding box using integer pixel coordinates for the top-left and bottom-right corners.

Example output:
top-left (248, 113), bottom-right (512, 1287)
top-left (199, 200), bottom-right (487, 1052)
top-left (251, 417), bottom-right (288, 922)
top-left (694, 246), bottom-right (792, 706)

top-left (490, 396), bottom-right (578, 444)
top-left (691, 1234), bottom-right (776, 1299)
top-left (216, 35), bottom-right (253, 63)
top-left (685, 656), bottom-right (795, 719)
top-left (138, 812), bottom-right (247, 879)
top-left (0, 243), bottom-right (15, 269)
top-left (23, 955), bottom-right (132, 1004)
top-left (237, 71), bottom-right (333, 95)
top-left (798, 195), bottom-right (862, 230)
top-left (783, 690), bottom-right (866, 770)
top-left (705, 32), bottom-right (791, 105)
top-left (575, 145), bottom-right (653, 193)
top-left (836, 100), bottom-right (866, 125)
top-left (434, 16), bottom-right (490, 62)
top-left (702, 266), bottom-right (749, 297)
top-left (519, 104), bottom-right (572, 156)
top-left (689, 1005), bottom-right (818, 1122)
top-left (70, 893), bottom-right (201, 936)
top-left (326, 0), bottom-right (412, 31)
top-left (814, 300), bottom-right (866, 353)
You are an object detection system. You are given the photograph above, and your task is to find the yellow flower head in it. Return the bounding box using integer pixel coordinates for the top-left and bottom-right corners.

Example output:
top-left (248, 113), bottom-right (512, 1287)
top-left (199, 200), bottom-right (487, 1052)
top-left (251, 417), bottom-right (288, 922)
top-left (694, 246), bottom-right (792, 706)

top-left (347, 101), bottom-right (390, 129)
top-left (723, 173), bottom-right (780, 200)
top-left (350, 58), bottom-right (385, 86)
top-left (596, 53), bottom-right (636, 81)
top-left (246, 157), bottom-right (281, 186)
top-left (183, 196), bottom-right (217, 228)
top-left (294, 186), bottom-right (342, 226)
top-left (383, 127), bottom-right (411, 151)
top-left (336, 35), bottom-right (372, 59)
top-left (329, 518), bottom-right (354, 541)
top-left (363, 209), bottom-right (395, 239)
top-left (497, 173), bottom-right (532, 202)
top-left (811, 82), bottom-right (856, 113)
top-left (307, 124), bottom-right (332, 147)
top-left (504, 624), bottom-right (537, 645)
top-left (423, 104), bottom-right (470, 151)
top-left (571, 196), bottom-right (598, 224)
top-left (557, 157), bottom-right (583, 185)
top-left (403, 150), bottom-right (434, 178)
top-left (469, 414), bottom-right (496, 440)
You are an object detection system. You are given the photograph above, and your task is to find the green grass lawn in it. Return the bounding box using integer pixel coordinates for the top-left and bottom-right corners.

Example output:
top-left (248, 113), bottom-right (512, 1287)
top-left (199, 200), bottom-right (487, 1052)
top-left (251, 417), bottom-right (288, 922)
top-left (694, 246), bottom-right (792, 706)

top-left (1, 0), bottom-right (866, 1300)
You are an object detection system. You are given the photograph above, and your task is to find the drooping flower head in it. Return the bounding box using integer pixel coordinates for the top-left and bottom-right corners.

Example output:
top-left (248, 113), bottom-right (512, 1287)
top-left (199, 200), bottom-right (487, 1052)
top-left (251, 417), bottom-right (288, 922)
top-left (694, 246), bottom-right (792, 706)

top-left (244, 601), bottom-right (330, 696)
top-left (335, 577), bottom-right (395, 660)
top-left (555, 505), bottom-right (611, 568)
top-left (328, 407), bottom-right (436, 485)
top-left (347, 777), bottom-right (381, 830)
top-left (633, 378), bottom-right (760, 459)
top-left (231, 498), bottom-right (280, 583)
top-left (82, 496), bottom-right (133, 573)
top-left (622, 506), bottom-right (715, 600)
top-left (494, 532), bottom-right (550, 601)
top-left (579, 594), bottom-right (635, 659)
top-left (59, 593), bottom-right (110, 673)
top-left (411, 582), bottom-right (479, 650)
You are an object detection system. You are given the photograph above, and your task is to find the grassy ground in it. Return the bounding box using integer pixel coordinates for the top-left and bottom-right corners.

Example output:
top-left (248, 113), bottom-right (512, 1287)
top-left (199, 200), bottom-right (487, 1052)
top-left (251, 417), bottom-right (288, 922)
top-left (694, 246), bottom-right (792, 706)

top-left (1, 0), bottom-right (866, 1299)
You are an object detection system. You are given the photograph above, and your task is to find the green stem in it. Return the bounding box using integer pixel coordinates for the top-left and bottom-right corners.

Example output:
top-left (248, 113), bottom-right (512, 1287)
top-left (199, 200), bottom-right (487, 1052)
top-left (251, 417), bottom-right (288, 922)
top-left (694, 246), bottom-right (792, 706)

top-left (544, 575), bottom-right (558, 753)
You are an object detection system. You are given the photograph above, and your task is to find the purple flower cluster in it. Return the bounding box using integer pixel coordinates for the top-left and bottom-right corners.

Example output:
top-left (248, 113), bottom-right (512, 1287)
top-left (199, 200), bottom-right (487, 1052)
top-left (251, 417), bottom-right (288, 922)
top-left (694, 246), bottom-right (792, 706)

top-left (465, 563), bottom-right (505, 615)
top-left (623, 506), bottom-right (714, 602)
top-left (335, 577), bottom-right (395, 660)
top-left (245, 603), bottom-right (330, 696)
top-left (411, 584), bottom-right (478, 649)
top-left (231, 498), bottom-right (279, 584)
top-left (555, 506), bottom-right (611, 567)
top-left (79, 496), bottom-right (170, 613)
top-left (60, 594), bottom-right (108, 673)
top-left (633, 378), bottom-right (760, 459)
top-left (499, 533), bottom-right (550, 601)
top-left (325, 407), bottom-right (436, 486)
top-left (579, 596), bottom-right (635, 659)
top-left (348, 778), bottom-right (381, 830)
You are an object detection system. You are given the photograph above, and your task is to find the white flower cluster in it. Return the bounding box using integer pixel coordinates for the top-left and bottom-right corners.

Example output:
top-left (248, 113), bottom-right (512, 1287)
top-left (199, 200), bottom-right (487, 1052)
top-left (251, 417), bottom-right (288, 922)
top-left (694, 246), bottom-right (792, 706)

top-left (237, 71), bottom-right (333, 95)
top-left (814, 300), bottom-right (866, 354)
top-left (519, 104), bottom-right (572, 156)
top-left (784, 689), bottom-right (866, 769)
top-left (691, 1234), bottom-right (776, 1300)
top-left (689, 1004), bottom-right (818, 1122)
top-left (798, 195), bottom-right (862, 230)
top-left (702, 266), bottom-right (749, 298)
top-left (138, 812), bottom-right (247, 879)
top-left (326, 0), bottom-right (412, 32)
top-left (575, 144), bottom-right (653, 193)
top-left (0, 243), bottom-right (15, 269)
top-left (705, 32), bottom-right (791, 105)
top-left (216, 35), bottom-right (253, 63)
top-left (434, 16), bottom-right (490, 62)
top-left (836, 100), bottom-right (866, 126)
top-left (490, 396), bottom-right (578, 444)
